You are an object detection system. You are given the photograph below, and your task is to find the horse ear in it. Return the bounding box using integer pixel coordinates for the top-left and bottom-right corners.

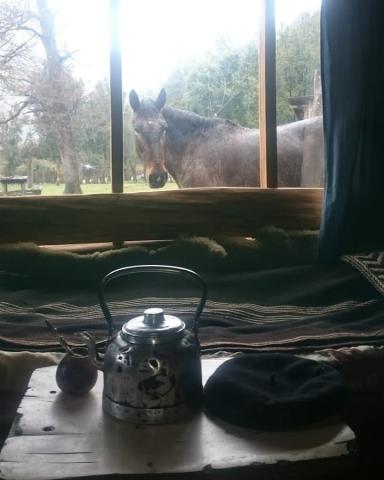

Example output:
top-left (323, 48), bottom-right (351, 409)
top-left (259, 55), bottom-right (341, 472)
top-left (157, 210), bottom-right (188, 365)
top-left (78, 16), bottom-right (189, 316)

top-left (155, 88), bottom-right (166, 111)
top-left (129, 90), bottom-right (140, 112)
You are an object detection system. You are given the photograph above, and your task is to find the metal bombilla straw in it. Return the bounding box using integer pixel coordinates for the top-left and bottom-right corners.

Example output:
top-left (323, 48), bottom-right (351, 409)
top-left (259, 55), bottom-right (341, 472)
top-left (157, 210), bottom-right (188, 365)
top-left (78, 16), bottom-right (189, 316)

top-left (45, 319), bottom-right (82, 357)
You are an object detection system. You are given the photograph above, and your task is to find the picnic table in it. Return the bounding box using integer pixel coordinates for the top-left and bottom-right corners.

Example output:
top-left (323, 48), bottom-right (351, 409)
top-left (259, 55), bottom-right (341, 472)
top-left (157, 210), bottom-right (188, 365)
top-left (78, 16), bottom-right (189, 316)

top-left (0, 176), bottom-right (42, 196)
top-left (0, 176), bottom-right (28, 196)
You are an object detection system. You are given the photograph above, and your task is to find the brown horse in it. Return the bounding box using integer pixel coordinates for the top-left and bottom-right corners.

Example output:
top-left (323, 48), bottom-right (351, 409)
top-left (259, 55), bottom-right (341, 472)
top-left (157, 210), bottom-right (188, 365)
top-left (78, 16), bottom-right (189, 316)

top-left (129, 89), bottom-right (324, 188)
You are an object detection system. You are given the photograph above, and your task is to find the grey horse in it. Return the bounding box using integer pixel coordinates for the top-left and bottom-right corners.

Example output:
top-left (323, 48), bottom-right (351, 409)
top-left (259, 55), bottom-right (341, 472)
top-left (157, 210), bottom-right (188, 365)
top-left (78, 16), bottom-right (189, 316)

top-left (129, 89), bottom-right (324, 188)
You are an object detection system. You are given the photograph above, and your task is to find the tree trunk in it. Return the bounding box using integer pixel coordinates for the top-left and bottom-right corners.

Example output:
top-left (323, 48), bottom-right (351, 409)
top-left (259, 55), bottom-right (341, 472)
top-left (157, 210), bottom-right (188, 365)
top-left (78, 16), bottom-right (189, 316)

top-left (36, 0), bottom-right (82, 194)
top-left (55, 159), bottom-right (62, 185)
top-left (26, 157), bottom-right (33, 189)
top-left (57, 123), bottom-right (82, 193)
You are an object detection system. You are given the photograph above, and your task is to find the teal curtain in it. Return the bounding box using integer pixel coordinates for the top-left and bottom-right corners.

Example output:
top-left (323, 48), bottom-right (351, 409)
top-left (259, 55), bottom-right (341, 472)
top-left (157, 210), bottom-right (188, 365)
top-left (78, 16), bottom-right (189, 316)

top-left (319, 0), bottom-right (384, 261)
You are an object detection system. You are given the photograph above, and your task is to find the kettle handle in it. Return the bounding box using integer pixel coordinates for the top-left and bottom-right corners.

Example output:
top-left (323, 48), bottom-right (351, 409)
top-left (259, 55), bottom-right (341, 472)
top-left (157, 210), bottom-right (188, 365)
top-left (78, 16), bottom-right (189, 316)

top-left (98, 265), bottom-right (207, 339)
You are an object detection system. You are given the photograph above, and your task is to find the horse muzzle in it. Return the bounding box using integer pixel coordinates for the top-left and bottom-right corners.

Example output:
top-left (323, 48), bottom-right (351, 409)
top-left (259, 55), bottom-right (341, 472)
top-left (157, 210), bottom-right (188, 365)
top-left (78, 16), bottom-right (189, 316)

top-left (148, 171), bottom-right (168, 189)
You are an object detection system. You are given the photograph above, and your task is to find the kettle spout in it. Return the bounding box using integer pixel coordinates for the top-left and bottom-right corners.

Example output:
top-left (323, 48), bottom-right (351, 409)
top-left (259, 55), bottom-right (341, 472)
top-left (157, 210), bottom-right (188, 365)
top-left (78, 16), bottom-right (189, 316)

top-left (80, 331), bottom-right (104, 371)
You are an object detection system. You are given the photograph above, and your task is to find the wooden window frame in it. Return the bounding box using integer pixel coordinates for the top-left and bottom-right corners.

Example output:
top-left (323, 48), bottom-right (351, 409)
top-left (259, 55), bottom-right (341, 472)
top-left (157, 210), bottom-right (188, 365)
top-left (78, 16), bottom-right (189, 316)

top-left (0, 0), bottom-right (322, 246)
top-left (110, 0), bottom-right (124, 194)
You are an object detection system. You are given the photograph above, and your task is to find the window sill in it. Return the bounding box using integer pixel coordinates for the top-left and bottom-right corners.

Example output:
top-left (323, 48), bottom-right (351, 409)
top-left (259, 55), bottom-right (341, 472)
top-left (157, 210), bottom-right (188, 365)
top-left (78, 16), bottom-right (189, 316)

top-left (0, 188), bottom-right (323, 245)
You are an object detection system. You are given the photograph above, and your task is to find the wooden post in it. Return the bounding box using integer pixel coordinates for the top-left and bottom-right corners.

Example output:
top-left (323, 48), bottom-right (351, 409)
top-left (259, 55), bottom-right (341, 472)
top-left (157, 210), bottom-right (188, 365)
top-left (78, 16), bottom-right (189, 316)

top-left (109, 0), bottom-right (124, 247)
top-left (109, 0), bottom-right (124, 194)
top-left (259, 0), bottom-right (278, 188)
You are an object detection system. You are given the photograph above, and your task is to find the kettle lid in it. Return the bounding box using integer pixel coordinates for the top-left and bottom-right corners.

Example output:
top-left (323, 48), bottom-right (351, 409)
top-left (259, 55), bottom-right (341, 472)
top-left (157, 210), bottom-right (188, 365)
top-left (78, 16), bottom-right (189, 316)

top-left (122, 307), bottom-right (185, 341)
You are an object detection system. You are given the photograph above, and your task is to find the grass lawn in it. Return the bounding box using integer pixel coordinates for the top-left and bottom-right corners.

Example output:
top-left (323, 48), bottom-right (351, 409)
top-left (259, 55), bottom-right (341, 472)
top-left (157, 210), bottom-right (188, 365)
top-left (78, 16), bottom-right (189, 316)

top-left (39, 181), bottom-right (178, 195)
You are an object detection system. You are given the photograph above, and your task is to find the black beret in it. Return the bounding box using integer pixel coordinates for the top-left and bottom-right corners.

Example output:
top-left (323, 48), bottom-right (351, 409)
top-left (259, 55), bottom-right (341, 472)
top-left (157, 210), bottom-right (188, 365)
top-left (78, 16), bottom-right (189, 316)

top-left (204, 353), bottom-right (347, 430)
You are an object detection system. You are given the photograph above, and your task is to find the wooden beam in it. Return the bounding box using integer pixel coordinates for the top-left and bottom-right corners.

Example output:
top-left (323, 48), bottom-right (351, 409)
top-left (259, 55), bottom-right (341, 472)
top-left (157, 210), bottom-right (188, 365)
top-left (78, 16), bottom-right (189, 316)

top-left (259, 0), bottom-right (278, 188)
top-left (0, 189), bottom-right (322, 245)
top-left (109, 0), bottom-right (124, 194)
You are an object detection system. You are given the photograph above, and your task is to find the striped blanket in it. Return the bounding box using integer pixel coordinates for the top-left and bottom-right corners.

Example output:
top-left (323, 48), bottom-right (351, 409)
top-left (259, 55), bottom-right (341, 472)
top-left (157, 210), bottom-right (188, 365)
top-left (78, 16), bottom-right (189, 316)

top-left (1, 261), bottom-right (383, 353)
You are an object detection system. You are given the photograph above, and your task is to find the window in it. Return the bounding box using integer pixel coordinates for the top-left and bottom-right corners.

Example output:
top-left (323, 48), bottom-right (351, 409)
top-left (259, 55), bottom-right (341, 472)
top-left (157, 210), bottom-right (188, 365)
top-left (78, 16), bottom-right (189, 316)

top-left (275, 0), bottom-right (323, 188)
top-left (120, 0), bottom-right (259, 190)
top-left (0, 0), bottom-right (323, 246)
top-left (0, 0), bottom-right (112, 195)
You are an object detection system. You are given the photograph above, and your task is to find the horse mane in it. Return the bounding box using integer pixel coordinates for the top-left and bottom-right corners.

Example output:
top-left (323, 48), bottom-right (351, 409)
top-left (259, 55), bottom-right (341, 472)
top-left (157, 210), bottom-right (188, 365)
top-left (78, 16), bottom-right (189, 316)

top-left (162, 106), bottom-right (240, 137)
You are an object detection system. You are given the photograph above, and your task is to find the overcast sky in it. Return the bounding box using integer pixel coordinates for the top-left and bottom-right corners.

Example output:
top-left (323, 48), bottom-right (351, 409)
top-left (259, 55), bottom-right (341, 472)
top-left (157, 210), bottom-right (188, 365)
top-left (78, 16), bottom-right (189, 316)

top-left (48, 0), bottom-right (322, 94)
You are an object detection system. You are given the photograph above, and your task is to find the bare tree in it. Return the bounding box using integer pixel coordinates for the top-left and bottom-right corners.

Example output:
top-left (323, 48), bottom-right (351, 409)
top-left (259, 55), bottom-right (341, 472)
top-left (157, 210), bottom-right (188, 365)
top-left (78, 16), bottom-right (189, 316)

top-left (0, 0), bottom-right (83, 193)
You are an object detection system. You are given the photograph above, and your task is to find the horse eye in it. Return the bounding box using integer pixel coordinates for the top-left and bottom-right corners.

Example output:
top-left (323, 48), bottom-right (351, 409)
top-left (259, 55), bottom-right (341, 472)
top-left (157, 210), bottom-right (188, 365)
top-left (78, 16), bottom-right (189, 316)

top-left (134, 127), bottom-right (143, 135)
top-left (136, 140), bottom-right (145, 155)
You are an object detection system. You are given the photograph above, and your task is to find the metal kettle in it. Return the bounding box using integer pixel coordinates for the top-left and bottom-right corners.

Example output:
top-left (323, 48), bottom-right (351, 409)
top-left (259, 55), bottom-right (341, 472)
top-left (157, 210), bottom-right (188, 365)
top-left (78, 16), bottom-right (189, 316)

top-left (82, 265), bottom-right (207, 424)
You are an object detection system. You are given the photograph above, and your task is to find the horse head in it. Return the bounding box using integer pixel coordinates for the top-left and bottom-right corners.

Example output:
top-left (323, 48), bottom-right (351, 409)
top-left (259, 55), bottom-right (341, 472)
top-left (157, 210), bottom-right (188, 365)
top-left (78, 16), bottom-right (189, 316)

top-left (129, 89), bottom-right (168, 188)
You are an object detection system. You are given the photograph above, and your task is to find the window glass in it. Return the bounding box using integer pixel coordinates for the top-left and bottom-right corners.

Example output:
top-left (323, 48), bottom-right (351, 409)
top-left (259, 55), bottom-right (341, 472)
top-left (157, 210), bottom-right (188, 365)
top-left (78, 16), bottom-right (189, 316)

top-left (121, 0), bottom-right (260, 190)
top-left (275, 0), bottom-right (324, 187)
top-left (0, 0), bottom-right (111, 196)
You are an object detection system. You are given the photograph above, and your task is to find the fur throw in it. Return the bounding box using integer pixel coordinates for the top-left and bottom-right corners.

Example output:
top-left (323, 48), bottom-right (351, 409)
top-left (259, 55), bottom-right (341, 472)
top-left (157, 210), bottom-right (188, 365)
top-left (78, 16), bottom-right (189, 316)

top-left (0, 228), bottom-right (319, 287)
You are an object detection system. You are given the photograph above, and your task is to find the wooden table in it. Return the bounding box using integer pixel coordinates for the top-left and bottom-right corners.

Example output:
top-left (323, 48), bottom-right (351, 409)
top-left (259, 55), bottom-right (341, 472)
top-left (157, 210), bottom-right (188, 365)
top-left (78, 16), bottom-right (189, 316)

top-left (0, 359), bottom-right (357, 480)
top-left (0, 176), bottom-right (28, 196)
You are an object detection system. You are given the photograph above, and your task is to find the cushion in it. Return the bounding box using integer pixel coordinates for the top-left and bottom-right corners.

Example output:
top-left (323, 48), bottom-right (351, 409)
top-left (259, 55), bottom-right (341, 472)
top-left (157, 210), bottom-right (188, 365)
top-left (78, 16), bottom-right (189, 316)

top-left (204, 353), bottom-right (347, 430)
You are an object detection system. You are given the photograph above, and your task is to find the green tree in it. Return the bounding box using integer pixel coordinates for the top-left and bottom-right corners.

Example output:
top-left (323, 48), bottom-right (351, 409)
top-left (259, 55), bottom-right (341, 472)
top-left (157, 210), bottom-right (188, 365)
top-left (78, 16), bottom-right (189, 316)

top-left (164, 38), bottom-right (259, 128)
top-left (276, 11), bottom-right (321, 124)
top-left (32, 122), bottom-right (62, 183)
top-left (163, 11), bottom-right (320, 127)
top-left (73, 79), bottom-right (110, 183)
top-left (0, 120), bottom-right (23, 176)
